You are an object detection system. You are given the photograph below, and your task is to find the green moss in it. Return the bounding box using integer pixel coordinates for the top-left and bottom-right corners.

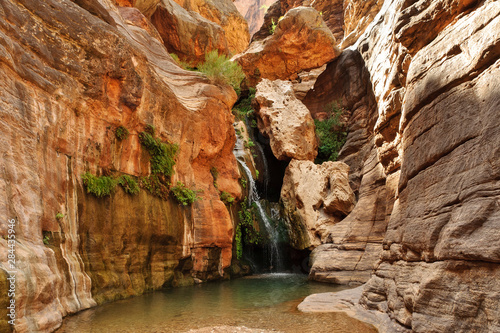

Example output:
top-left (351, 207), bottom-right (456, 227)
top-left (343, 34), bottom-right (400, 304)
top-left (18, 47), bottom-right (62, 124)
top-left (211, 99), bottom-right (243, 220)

top-left (236, 200), bottom-right (262, 259)
top-left (239, 178), bottom-right (247, 189)
top-left (81, 172), bottom-right (117, 198)
top-left (315, 102), bottom-right (348, 163)
top-left (220, 191), bottom-right (235, 205)
top-left (139, 132), bottom-right (178, 178)
top-left (117, 175), bottom-right (140, 195)
top-left (171, 182), bottom-right (202, 206)
top-left (115, 126), bottom-right (129, 140)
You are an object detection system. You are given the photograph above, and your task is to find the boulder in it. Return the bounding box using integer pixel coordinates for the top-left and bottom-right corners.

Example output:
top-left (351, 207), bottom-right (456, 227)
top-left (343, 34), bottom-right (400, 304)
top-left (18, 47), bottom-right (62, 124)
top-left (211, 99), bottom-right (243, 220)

top-left (254, 79), bottom-right (318, 161)
top-left (234, 6), bottom-right (340, 86)
top-left (150, 0), bottom-right (230, 66)
top-left (173, 0), bottom-right (250, 54)
top-left (281, 160), bottom-right (355, 249)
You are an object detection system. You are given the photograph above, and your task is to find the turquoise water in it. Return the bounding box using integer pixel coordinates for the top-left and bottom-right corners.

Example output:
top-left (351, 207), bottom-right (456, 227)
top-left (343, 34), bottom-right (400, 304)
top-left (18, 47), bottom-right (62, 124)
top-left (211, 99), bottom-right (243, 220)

top-left (58, 274), bottom-right (376, 332)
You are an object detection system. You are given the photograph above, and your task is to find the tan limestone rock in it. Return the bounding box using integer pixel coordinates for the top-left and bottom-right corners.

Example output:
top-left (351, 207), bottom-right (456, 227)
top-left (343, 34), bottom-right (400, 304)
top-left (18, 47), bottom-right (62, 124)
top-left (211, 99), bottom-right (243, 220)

top-left (281, 160), bottom-right (355, 249)
top-left (173, 0), bottom-right (250, 54)
top-left (254, 79), bottom-right (318, 161)
top-left (150, 0), bottom-right (230, 66)
top-left (234, 6), bottom-right (340, 86)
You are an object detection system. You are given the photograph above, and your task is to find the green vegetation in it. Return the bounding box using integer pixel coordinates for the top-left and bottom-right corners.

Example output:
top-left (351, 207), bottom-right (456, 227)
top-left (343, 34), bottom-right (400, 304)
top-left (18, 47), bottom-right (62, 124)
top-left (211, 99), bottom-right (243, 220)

top-left (232, 88), bottom-right (256, 121)
top-left (235, 200), bottom-right (262, 259)
top-left (171, 182), bottom-right (202, 206)
top-left (117, 175), bottom-right (140, 195)
top-left (139, 132), bottom-right (178, 177)
top-left (315, 102), bottom-right (348, 163)
top-left (244, 139), bottom-right (255, 149)
top-left (197, 50), bottom-right (245, 94)
top-left (255, 170), bottom-right (259, 180)
top-left (115, 126), bottom-right (129, 140)
top-left (170, 53), bottom-right (193, 70)
top-left (270, 18), bottom-right (277, 34)
top-left (140, 174), bottom-right (169, 199)
top-left (55, 213), bottom-right (64, 219)
top-left (43, 235), bottom-right (50, 245)
top-left (81, 172), bottom-right (117, 198)
top-left (239, 178), bottom-right (247, 189)
top-left (220, 191), bottom-right (235, 205)
top-left (82, 173), bottom-right (140, 197)
top-left (145, 124), bottom-right (155, 136)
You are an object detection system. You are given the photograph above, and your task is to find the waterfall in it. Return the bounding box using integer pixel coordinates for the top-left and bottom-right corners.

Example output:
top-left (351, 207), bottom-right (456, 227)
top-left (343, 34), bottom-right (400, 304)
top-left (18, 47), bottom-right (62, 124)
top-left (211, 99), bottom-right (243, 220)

top-left (233, 123), bottom-right (283, 272)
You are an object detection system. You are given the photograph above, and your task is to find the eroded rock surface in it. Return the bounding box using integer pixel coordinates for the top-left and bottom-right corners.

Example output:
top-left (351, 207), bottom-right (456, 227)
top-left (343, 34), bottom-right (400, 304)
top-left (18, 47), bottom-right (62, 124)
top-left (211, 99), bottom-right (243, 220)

top-left (234, 0), bottom-right (276, 36)
top-left (173, 0), bottom-right (250, 54)
top-left (0, 0), bottom-right (240, 331)
top-left (254, 79), bottom-right (318, 161)
top-left (281, 160), bottom-right (355, 249)
top-left (150, 0), bottom-right (230, 65)
top-left (235, 6), bottom-right (340, 86)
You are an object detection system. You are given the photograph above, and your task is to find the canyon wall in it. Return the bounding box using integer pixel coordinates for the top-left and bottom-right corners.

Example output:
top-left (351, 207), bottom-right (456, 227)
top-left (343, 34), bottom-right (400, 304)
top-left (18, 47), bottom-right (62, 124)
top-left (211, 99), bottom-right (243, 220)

top-left (0, 0), bottom-right (241, 332)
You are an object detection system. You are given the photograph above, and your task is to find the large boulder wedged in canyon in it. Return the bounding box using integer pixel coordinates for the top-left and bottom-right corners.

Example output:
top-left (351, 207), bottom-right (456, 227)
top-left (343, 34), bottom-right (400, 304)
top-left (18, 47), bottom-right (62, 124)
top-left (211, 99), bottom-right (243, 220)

top-left (281, 160), bottom-right (355, 249)
top-left (235, 6), bottom-right (340, 86)
top-left (150, 0), bottom-right (230, 66)
top-left (254, 79), bottom-right (318, 161)
top-left (173, 0), bottom-right (250, 54)
top-left (0, 0), bottom-right (240, 331)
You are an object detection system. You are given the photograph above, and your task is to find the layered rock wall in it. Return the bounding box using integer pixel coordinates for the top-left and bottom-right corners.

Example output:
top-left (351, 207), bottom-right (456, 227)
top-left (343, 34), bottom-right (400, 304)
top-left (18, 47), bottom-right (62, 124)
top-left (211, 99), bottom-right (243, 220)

top-left (0, 0), bottom-right (240, 331)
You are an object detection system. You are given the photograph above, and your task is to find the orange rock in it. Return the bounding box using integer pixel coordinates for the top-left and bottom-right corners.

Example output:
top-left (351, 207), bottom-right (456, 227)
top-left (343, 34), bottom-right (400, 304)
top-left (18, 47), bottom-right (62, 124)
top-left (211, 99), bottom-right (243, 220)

top-left (173, 0), bottom-right (250, 54)
top-left (150, 0), bottom-right (230, 66)
top-left (234, 6), bottom-right (340, 86)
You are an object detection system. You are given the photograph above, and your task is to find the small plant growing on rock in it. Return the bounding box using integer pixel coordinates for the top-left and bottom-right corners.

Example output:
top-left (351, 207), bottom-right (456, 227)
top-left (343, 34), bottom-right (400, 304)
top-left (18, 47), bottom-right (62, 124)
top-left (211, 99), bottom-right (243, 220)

top-left (117, 175), bottom-right (140, 195)
top-left (198, 50), bottom-right (245, 94)
top-left (210, 166), bottom-right (219, 188)
top-left (240, 178), bottom-right (247, 189)
top-left (171, 182), bottom-right (202, 206)
top-left (81, 172), bottom-right (117, 198)
top-left (235, 200), bottom-right (262, 259)
top-left (220, 191), bottom-right (235, 205)
top-left (115, 126), bottom-right (129, 140)
top-left (315, 102), bottom-right (348, 163)
top-left (43, 235), bottom-right (50, 245)
top-left (139, 131), bottom-right (178, 177)
top-left (55, 213), bottom-right (64, 219)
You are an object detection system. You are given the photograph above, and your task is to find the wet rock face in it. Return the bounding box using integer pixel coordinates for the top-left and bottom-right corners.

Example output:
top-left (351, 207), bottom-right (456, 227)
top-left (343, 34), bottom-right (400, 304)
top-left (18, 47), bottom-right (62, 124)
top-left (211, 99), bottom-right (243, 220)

top-left (281, 160), bottom-right (355, 249)
top-left (150, 0), bottom-right (230, 66)
top-left (235, 6), bottom-right (340, 86)
top-left (0, 0), bottom-right (239, 331)
top-left (254, 79), bottom-right (318, 161)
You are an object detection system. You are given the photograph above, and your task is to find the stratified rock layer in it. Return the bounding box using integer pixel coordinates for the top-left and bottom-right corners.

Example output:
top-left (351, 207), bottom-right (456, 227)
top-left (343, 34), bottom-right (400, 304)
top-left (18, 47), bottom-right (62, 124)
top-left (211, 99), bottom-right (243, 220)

top-left (0, 0), bottom-right (240, 332)
top-left (235, 6), bottom-right (340, 86)
top-left (281, 160), bottom-right (355, 249)
top-left (254, 79), bottom-right (318, 161)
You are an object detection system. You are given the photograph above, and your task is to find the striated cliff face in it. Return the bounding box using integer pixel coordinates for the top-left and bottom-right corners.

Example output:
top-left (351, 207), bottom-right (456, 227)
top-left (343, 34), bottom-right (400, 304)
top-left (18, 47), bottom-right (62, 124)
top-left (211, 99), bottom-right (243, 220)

top-left (244, 0), bottom-right (499, 331)
top-left (0, 0), bottom-right (241, 331)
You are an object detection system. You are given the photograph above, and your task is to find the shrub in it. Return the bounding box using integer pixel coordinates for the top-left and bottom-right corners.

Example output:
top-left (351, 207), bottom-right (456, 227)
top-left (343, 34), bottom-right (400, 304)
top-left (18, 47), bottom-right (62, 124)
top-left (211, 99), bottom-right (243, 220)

top-left (81, 172), bottom-right (117, 197)
top-left (197, 50), bottom-right (245, 93)
top-left (171, 182), bottom-right (202, 206)
top-left (244, 139), bottom-right (255, 149)
top-left (115, 126), bottom-right (129, 140)
top-left (117, 175), bottom-right (140, 195)
top-left (315, 102), bottom-right (348, 163)
top-left (139, 132), bottom-right (178, 177)
top-left (220, 191), bottom-right (235, 205)
top-left (233, 87), bottom-right (255, 121)
top-left (170, 53), bottom-right (193, 70)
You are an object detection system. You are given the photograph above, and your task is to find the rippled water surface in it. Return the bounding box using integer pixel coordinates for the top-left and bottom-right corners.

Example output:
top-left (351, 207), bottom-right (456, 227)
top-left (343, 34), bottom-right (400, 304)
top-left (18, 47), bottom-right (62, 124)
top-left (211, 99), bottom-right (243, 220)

top-left (58, 274), bottom-right (377, 333)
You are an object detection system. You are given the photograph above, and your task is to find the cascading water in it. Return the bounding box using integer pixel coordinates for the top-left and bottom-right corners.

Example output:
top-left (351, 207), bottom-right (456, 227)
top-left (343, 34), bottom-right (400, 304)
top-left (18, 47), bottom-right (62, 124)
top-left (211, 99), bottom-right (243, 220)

top-left (233, 123), bottom-right (284, 272)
